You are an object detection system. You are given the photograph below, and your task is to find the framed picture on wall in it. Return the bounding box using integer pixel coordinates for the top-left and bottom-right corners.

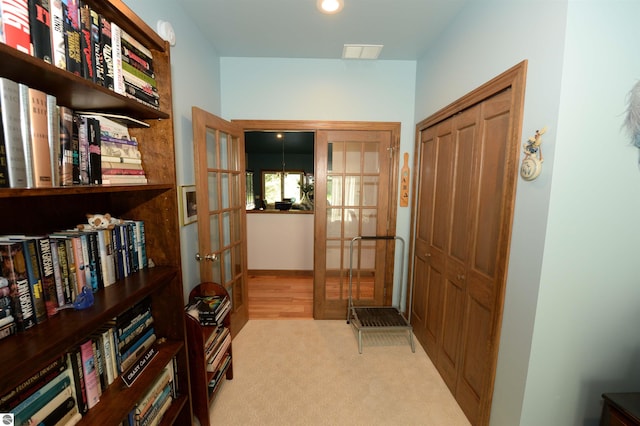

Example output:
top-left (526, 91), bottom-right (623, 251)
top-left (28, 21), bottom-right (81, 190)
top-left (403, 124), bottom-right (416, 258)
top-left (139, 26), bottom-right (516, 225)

top-left (180, 185), bottom-right (197, 225)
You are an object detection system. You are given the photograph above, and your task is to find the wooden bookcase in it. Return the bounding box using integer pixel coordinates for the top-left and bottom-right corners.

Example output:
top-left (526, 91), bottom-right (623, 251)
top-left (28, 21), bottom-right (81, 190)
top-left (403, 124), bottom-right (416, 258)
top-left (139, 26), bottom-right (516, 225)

top-left (185, 282), bottom-right (234, 426)
top-left (0, 1), bottom-right (192, 425)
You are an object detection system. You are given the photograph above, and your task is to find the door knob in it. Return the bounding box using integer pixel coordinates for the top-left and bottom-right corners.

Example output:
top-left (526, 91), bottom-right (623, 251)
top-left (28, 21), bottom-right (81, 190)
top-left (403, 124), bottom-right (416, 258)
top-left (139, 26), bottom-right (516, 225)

top-left (195, 253), bottom-right (218, 262)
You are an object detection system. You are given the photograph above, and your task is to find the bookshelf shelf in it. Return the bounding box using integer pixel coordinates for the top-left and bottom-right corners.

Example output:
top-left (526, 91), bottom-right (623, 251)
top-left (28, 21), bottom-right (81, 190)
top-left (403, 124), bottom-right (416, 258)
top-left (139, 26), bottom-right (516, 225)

top-left (185, 282), bottom-right (234, 426)
top-left (0, 0), bottom-right (192, 424)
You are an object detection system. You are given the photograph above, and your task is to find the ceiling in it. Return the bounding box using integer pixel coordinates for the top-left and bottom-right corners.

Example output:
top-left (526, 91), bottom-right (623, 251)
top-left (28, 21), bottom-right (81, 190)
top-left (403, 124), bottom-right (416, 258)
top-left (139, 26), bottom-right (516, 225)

top-left (179, 0), bottom-right (469, 60)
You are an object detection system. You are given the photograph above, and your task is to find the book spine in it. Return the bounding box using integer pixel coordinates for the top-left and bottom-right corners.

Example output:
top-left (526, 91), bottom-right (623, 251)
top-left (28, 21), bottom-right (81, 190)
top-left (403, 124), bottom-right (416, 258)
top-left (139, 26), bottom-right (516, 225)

top-left (28, 0), bottom-right (52, 63)
top-left (87, 116), bottom-right (101, 184)
top-left (0, 109), bottom-right (10, 188)
top-left (123, 81), bottom-right (159, 108)
top-left (77, 113), bottom-right (88, 184)
top-left (111, 21), bottom-right (124, 95)
top-left (12, 372), bottom-right (71, 425)
top-left (21, 238), bottom-right (48, 323)
top-left (17, 83), bottom-right (34, 187)
top-left (0, 78), bottom-right (28, 187)
top-left (24, 86), bottom-right (53, 187)
top-left (48, 238), bottom-right (66, 307)
top-left (100, 16), bottom-right (114, 90)
top-left (79, 339), bottom-right (100, 409)
top-left (58, 106), bottom-right (76, 185)
top-left (50, 0), bottom-right (66, 69)
top-left (36, 236), bottom-right (58, 317)
top-left (62, 0), bottom-right (81, 76)
top-left (50, 236), bottom-right (73, 303)
top-left (120, 29), bottom-right (153, 63)
top-left (66, 348), bottom-right (88, 414)
top-left (90, 8), bottom-right (104, 86)
top-left (121, 60), bottom-right (157, 89)
top-left (47, 95), bottom-right (60, 187)
top-left (85, 230), bottom-right (102, 291)
top-left (1, 0), bottom-right (31, 54)
top-left (91, 337), bottom-right (105, 395)
top-left (0, 242), bottom-right (36, 331)
top-left (78, 2), bottom-right (93, 81)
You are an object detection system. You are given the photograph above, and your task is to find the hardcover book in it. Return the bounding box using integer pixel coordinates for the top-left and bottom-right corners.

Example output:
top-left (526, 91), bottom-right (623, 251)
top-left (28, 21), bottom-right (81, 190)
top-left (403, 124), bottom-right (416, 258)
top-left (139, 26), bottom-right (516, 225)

top-left (90, 8), bottom-right (103, 86)
top-left (48, 238), bottom-right (66, 306)
top-left (0, 0), bottom-right (31, 54)
top-left (100, 17), bottom-right (114, 89)
top-left (47, 95), bottom-right (60, 186)
top-left (50, 0), bottom-right (66, 69)
top-left (58, 105), bottom-right (79, 185)
top-left (0, 240), bottom-right (36, 331)
top-left (34, 236), bottom-right (57, 317)
top-left (111, 21), bottom-right (124, 95)
top-left (79, 339), bottom-right (100, 409)
top-left (16, 237), bottom-right (48, 323)
top-left (20, 85), bottom-right (53, 187)
top-left (0, 77), bottom-right (28, 187)
top-left (62, 0), bottom-right (81, 76)
top-left (78, 2), bottom-right (93, 81)
top-left (66, 348), bottom-right (88, 414)
top-left (87, 115), bottom-right (101, 184)
top-left (28, 0), bottom-right (52, 63)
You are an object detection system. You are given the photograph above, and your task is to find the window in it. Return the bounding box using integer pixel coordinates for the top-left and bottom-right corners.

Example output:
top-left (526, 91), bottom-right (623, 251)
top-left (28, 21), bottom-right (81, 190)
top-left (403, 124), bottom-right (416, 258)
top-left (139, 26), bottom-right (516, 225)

top-left (262, 171), bottom-right (304, 203)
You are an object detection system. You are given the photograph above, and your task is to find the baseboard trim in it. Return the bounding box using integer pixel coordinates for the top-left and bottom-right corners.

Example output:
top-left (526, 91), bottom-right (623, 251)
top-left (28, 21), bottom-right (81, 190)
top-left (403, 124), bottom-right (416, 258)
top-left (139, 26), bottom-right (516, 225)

top-left (248, 269), bottom-right (313, 277)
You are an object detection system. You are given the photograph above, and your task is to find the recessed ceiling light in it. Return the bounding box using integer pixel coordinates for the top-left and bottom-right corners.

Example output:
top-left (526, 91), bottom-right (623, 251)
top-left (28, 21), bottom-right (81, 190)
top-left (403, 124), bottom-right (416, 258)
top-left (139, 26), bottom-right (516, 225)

top-left (342, 44), bottom-right (383, 60)
top-left (317, 0), bottom-right (344, 14)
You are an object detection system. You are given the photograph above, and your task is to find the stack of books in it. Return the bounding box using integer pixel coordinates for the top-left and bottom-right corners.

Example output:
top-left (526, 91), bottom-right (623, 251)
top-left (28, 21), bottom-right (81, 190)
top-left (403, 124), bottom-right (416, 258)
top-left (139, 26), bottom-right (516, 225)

top-left (121, 31), bottom-right (159, 110)
top-left (185, 294), bottom-right (231, 327)
top-left (129, 359), bottom-right (176, 426)
top-left (81, 113), bottom-right (148, 185)
top-left (0, 0), bottom-right (160, 109)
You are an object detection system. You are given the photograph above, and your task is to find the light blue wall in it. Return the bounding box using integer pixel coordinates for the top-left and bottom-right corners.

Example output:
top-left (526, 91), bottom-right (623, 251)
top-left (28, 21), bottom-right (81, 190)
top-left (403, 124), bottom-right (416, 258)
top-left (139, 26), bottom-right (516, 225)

top-left (125, 0), bottom-right (222, 301)
top-left (522, 1), bottom-right (640, 425)
top-left (220, 57), bottom-right (416, 303)
top-left (416, 0), bottom-right (640, 425)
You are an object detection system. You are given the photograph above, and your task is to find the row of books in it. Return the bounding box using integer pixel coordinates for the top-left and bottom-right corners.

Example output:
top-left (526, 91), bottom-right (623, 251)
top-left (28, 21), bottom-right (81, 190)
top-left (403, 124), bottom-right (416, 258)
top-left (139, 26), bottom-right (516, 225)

top-left (0, 298), bottom-right (176, 426)
top-left (0, 77), bottom-right (148, 188)
top-left (0, 0), bottom-right (160, 110)
top-left (0, 219), bottom-right (147, 339)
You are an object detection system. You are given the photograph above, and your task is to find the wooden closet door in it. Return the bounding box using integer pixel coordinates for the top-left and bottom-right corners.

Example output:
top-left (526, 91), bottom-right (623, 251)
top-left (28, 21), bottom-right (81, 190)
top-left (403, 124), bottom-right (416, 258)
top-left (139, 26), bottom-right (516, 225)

top-left (411, 119), bottom-right (452, 359)
top-left (438, 104), bottom-right (480, 392)
top-left (456, 88), bottom-right (514, 422)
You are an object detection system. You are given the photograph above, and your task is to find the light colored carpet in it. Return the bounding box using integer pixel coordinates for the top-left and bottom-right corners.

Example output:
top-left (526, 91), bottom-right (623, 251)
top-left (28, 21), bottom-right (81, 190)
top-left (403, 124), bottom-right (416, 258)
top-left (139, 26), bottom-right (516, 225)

top-left (206, 320), bottom-right (471, 426)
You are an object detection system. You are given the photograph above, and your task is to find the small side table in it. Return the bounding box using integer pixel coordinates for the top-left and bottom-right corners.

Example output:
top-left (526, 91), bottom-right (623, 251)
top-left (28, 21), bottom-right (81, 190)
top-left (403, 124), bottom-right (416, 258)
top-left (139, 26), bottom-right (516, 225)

top-left (601, 393), bottom-right (640, 426)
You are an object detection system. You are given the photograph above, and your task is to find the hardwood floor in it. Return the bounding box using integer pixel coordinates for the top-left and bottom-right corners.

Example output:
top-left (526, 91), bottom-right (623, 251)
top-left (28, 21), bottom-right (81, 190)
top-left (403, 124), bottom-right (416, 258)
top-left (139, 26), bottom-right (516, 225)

top-left (248, 272), bottom-right (314, 319)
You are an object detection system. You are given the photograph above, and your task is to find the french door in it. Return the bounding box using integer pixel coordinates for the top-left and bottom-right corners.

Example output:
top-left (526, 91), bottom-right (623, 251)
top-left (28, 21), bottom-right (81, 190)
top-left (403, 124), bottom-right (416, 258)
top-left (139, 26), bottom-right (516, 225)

top-left (313, 128), bottom-right (399, 319)
top-left (192, 107), bottom-right (249, 337)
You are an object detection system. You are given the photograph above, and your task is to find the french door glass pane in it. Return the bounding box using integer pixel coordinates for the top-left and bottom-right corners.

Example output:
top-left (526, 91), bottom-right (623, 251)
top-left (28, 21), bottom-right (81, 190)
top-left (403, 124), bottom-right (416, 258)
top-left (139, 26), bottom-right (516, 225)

top-left (363, 176), bottom-right (379, 206)
top-left (363, 143), bottom-right (380, 173)
top-left (345, 142), bottom-right (361, 173)
top-left (222, 212), bottom-right (231, 247)
top-left (206, 129), bottom-right (218, 168)
top-left (344, 176), bottom-right (361, 206)
top-left (221, 173), bottom-right (230, 209)
top-left (208, 172), bottom-right (219, 211)
top-left (209, 213), bottom-right (220, 252)
top-left (220, 132), bottom-right (229, 169)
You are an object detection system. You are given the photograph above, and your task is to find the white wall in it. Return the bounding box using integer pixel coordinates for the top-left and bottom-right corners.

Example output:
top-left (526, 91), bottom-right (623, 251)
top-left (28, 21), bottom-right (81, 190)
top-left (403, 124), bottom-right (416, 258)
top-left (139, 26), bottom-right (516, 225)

top-left (416, 0), bottom-right (640, 425)
top-left (220, 57), bottom-right (416, 303)
top-left (125, 0), bottom-right (222, 301)
top-left (246, 213), bottom-right (314, 270)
